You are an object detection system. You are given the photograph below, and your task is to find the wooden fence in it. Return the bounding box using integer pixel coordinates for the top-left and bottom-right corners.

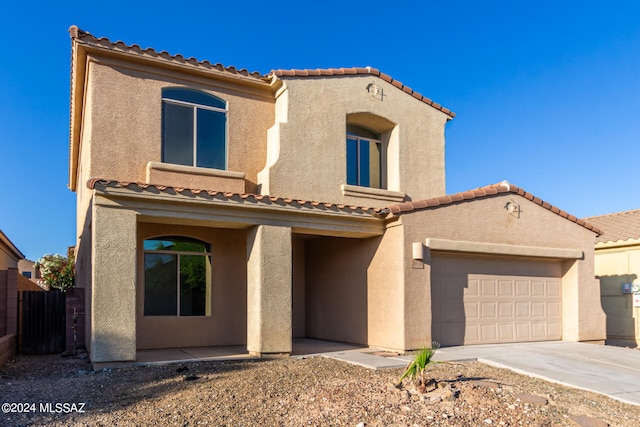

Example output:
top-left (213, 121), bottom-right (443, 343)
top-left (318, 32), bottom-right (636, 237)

top-left (21, 291), bottom-right (66, 354)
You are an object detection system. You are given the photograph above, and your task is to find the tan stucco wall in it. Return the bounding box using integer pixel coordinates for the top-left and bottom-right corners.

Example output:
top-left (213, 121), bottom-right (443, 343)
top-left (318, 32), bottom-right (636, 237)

top-left (137, 223), bottom-right (247, 349)
top-left (247, 225), bottom-right (292, 356)
top-left (82, 57), bottom-right (273, 192)
top-left (304, 225), bottom-right (405, 351)
top-left (91, 202), bottom-right (137, 363)
top-left (292, 237), bottom-right (306, 338)
top-left (0, 241), bottom-right (20, 270)
top-left (594, 243), bottom-right (640, 346)
top-left (399, 193), bottom-right (606, 344)
top-left (259, 75), bottom-right (449, 207)
top-left (305, 236), bottom-right (377, 345)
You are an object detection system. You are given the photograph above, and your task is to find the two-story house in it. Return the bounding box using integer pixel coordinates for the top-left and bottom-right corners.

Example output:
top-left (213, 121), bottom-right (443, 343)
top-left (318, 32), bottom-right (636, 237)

top-left (68, 26), bottom-right (606, 368)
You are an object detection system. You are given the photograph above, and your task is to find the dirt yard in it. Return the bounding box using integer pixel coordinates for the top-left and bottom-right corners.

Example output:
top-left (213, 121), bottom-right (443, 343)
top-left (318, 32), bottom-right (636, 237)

top-left (1, 352), bottom-right (638, 426)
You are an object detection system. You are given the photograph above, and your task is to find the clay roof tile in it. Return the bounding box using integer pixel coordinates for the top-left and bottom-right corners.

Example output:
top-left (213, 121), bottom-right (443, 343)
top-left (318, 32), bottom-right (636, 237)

top-left (386, 181), bottom-right (601, 235)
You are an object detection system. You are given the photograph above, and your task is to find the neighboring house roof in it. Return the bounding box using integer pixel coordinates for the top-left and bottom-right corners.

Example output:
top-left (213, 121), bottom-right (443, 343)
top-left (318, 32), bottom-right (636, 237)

top-left (0, 229), bottom-right (26, 260)
top-left (387, 181), bottom-right (602, 235)
top-left (584, 209), bottom-right (640, 244)
top-left (87, 178), bottom-right (388, 217)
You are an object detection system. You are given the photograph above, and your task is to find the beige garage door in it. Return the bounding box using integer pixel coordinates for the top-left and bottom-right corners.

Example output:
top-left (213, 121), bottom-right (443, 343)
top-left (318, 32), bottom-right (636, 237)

top-left (431, 254), bottom-right (562, 346)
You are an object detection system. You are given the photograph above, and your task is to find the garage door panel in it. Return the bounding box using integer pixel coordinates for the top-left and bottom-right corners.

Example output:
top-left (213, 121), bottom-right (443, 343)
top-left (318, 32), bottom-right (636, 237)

top-left (441, 300), bottom-right (465, 322)
top-left (498, 301), bottom-right (513, 317)
top-left (531, 301), bottom-right (547, 318)
top-left (547, 322), bottom-right (562, 338)
top-left (498, 280), bottom-right (514, 296)
top-left (515, 323), bottom-right (531, 340)
top-left (432, 254), bottom-right (562, 345)
top-left (515, 281), bottom-right (530, 296)
top-left (481, 324), bottom-right (498, 341)
top-left (467, 279), bottom-right (480, 297)
top-left (464, 302), bottom-right (479, 320)
top-left (531, 323), bottom-right (548, 339)
top-left (548, 281), bottom-right (561, 297)
top-left (498, 324), bottom-right (515, 341)
top-left (531, 281), bottom-right (546, 296)
top-left (515, 302), bottom-right (530, 317)
top-left (480, 280), bottom-right (497, 296)
top-left (548, 302), bottom-right (561, 317)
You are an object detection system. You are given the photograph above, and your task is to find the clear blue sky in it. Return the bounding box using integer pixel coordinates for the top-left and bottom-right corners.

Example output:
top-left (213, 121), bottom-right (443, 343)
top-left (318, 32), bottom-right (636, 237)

top-left (1, 1), bottom-right (639, 260)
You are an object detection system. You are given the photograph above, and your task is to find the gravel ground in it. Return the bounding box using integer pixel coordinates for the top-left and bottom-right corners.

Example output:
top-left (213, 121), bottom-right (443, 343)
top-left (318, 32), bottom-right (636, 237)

top-left (1, 352), bottom-right (639, 426)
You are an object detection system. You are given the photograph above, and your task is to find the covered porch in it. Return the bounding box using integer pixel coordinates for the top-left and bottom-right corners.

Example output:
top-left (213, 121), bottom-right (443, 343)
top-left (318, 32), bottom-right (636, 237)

top-left (87, 180), bottom-right (388, 368)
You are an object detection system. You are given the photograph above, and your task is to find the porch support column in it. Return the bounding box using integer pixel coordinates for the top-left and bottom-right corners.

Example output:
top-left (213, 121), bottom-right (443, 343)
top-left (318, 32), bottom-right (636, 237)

top-left (91, 203), bottom-right (137, 367)
top-left (247, 225), bottom-right (292, 356)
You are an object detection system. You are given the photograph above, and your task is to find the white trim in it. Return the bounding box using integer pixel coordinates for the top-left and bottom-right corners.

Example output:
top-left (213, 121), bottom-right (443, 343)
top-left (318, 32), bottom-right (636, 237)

top-left (146, 161), bottom-right (245, 180)
top-left (424, 238), bottom-right (583, 259)
top-left (341, 184), bottom-right (405, 203)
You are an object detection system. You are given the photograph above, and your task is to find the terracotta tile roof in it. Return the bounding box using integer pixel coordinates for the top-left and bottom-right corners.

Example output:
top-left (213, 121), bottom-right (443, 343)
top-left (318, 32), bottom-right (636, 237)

top-left (68, 26), bottom-right (455, 118)
top-left (584, 209), bottom-right (640, 244)
top-left (87, 178), bottom-right (388, 216)
top-left (271, 68), bottom-right (455, 118)
top-left (68, 26), bottom-right (266, 80)
top-left (387, 181), bottom-right (602, 235)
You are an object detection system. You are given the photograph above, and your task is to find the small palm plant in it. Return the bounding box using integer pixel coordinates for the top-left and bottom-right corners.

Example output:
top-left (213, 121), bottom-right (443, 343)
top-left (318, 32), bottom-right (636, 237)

top-left (398, 341), bottom-right (440, 391)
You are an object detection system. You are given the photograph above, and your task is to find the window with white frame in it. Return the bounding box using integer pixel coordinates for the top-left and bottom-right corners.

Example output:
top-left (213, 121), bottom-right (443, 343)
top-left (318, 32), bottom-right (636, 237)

top-left (346, 124), bottom-right (384, 189)
top-left (143, 236), bottom-right (212, 317)
top-left (162, 88), bottom-right (227, 170)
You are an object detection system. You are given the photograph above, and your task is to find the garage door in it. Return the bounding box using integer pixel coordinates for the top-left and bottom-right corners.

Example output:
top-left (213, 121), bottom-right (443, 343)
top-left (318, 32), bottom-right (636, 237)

top-left (431, 254), bottom-right (562, 346)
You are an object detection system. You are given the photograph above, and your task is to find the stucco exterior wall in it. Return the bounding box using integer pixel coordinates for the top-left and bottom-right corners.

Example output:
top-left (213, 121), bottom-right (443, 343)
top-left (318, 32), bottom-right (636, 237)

top-left (247, 225), bottom-right (292, 356)
top-left (399, 193), bottom-right (606, 344)
top-left (91, 202), bottom-right (137, 364)
top-left (305, 236), bottom-right (377, 345)
top-left (594, 243), bottom-right (640, 346)
top-left (83, 57), bottom-right (274, 192)
top-left (137, 223), bottom-right (247, 349)
top-left (304, 227), bottom-right (406, 351)
top-left (0, 241), bottom-right (20, 270)
top-left (259, 75), bottom-right (448, 207)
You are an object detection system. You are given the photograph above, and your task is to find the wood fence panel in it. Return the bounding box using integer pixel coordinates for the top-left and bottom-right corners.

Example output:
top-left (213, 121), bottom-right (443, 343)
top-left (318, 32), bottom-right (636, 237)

top-left (21, 291), bottom-right (66, 354)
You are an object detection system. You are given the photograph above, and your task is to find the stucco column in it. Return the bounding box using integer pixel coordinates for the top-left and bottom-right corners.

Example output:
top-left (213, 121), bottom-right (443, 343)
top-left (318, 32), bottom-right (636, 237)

top-left (91, 203), bottom-right (137, 365)
top-left (247, 225), bottom-right (292, 356)
top-left (562, 258), bottom-right (607, 343)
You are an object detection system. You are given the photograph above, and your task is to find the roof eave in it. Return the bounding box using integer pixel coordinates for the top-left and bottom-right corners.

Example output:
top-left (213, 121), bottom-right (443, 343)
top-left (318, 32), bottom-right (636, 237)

top-left (0, 230), bottom-right (26, 260)
top-left (386, 181), bottom-right (602, 236)
top-left (68, 27), bottom-right (87, 192)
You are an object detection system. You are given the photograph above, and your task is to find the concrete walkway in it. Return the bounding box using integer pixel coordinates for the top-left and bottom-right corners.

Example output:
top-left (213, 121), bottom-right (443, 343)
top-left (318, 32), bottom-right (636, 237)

top-left (324, 341), bottom-right (640, 406)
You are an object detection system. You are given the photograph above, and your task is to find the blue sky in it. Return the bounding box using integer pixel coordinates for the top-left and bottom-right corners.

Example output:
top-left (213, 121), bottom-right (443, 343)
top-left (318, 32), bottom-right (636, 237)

top-left (1, 1), bottom-right (639, 260)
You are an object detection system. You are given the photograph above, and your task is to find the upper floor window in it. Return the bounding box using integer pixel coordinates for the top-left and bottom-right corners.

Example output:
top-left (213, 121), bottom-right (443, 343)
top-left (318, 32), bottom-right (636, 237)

top-left (144, 236), bottom-right (212, 317)
top-left (162, 88), bottom-right (227, 170)
top-left (346, 124), bottom-right (383, 189)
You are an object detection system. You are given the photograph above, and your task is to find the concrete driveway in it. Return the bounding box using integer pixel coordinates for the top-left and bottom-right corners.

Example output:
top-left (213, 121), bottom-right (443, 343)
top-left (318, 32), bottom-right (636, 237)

top-left (432, 341), bottom-right (640, 406)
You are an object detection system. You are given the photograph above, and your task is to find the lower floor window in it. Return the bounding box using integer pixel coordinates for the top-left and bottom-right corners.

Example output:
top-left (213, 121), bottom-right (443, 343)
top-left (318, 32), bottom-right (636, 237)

top-left (143, 236), bottom-right (212, 316)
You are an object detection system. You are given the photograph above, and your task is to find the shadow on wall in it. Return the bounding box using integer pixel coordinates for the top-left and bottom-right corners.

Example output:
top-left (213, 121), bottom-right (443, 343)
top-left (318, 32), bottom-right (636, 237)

top-left (599, 274), bottom-right (639, 346)
top-left (303, 236), bottom-right (380, 346)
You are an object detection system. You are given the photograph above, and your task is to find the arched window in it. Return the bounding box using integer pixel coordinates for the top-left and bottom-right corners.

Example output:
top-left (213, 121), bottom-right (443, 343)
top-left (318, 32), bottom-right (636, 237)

top-left (346, 124), bottom-right (383, 189)
top-left (143, 236), bottom-right (212, 317)
top-left (162, 88), bottom-right (227, 170)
